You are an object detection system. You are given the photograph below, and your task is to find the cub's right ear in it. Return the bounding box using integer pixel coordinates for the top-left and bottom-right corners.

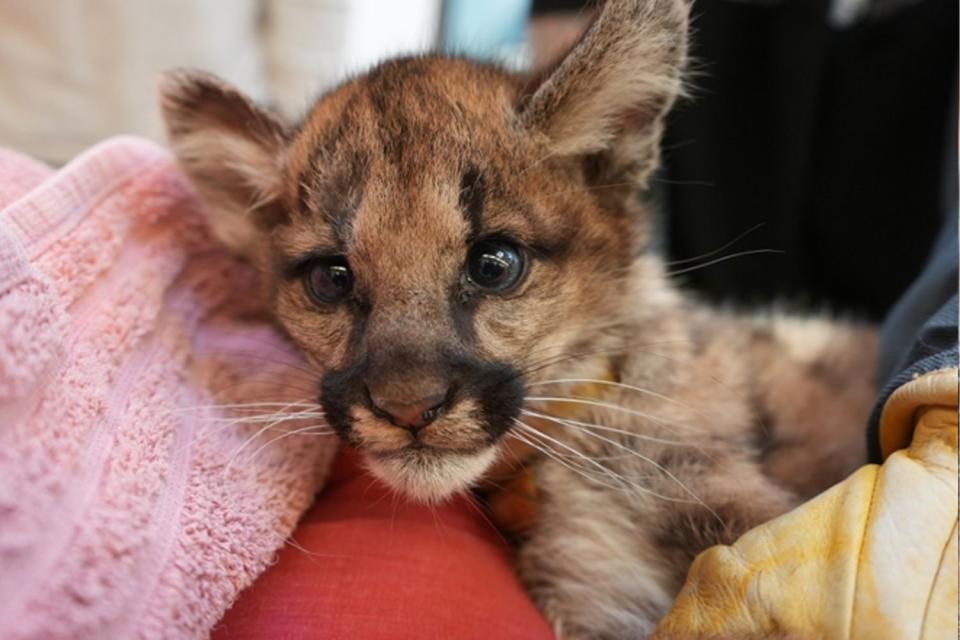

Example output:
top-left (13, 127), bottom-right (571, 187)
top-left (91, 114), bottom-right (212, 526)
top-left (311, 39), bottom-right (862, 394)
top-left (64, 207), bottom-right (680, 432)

top-left (159, 70), bottom-right (289, 260)
top-left (519, 0), bottom-right (689, 189)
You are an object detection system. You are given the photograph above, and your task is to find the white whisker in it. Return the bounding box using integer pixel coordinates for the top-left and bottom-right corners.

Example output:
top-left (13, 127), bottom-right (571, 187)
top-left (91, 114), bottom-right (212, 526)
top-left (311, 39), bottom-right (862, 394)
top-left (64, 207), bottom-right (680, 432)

top-left (521, 409), bottom-right (692, 447)
top-left (513, 419), bottom-right (696, 504)
top-left (239, 424), bottom-right (335, 465)
top-left (665, 222), bottom-right (766, 266)
top-left (524, 378), bottom-right (713, 421)
top-left (169, 400), bottom-right (321, 415)
top-left (201, 411), bottom-right (326, 425)
top-left (506, 430), bottom-right (632, 494)
top-left (514, 422), bottom-right (674, 499)
top-left (523, 396), bottom-right (706, 435)
top-left (225, 400), bottom-right (327, 474)
top-left (525, 414), bottom-right (716, 515)
top-left (666, 249), bottom-right (784, 277)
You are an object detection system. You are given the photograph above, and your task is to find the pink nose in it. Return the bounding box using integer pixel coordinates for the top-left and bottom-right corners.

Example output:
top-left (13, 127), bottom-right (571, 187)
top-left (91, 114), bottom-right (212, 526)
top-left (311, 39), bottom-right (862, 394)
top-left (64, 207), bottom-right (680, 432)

top-left (369, 391), bottom-right (449, 430)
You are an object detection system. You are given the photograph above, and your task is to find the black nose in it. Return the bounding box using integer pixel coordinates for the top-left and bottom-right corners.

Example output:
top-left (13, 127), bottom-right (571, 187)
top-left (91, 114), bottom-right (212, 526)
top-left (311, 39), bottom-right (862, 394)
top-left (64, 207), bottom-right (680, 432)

top-left (368, 388), bottom-right (449, 431)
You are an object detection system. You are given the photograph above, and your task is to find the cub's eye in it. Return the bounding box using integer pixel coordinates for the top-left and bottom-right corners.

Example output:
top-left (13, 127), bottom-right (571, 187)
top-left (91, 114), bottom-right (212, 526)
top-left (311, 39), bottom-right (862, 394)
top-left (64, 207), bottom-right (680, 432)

top-left (305, 256), bottom-right (353, 304)
top-left (466, 239), bottom-right (526, 293)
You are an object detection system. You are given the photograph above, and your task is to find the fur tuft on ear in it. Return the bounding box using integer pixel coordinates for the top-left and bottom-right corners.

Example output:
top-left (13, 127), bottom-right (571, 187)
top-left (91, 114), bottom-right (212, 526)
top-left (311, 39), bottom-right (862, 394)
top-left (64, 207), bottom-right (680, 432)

top-left (159, 70), bottom-right (289, 260)
top-left (519, 0), bottom-right (689, 186)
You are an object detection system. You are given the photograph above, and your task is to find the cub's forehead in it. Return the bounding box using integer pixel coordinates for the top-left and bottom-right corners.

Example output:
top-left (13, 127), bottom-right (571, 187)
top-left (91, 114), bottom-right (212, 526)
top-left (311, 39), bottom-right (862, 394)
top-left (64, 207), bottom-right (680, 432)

top-left (275, 57), bottom-right (534, 257)
top-left (289, 56), bottom-right (523, 173)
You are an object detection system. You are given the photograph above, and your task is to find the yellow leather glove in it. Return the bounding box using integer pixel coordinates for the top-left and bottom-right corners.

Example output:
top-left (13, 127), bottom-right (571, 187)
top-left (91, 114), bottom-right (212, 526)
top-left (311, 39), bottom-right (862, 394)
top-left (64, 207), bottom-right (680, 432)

top-left (655, 368), bottom-right (959, 640)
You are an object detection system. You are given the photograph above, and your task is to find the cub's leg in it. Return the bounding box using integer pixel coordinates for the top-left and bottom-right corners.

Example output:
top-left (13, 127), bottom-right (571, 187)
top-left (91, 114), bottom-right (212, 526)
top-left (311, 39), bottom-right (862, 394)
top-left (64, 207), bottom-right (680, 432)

top-left (517, 460), bottom-right (674, 640)
top-left (518, 454), bottom-right (794, 640)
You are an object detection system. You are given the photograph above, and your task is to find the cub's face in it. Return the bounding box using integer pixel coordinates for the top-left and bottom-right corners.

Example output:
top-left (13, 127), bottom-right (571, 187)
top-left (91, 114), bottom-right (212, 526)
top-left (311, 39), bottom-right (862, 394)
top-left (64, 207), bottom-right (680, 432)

top-left (274, 59), bottom-right (632, 501)
top-left (161, 0), bottom-right (688, 502)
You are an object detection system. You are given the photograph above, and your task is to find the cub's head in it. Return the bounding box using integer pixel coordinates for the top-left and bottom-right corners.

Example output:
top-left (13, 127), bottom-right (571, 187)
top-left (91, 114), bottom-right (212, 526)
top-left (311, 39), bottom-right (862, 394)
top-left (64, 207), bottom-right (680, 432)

top-left (161, 0), bottom-right (688, 502)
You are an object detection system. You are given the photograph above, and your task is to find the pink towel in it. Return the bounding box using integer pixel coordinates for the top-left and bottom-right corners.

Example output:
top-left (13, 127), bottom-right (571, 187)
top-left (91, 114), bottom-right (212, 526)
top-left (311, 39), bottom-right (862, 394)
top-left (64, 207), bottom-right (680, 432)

top-left (0, 137), bottom-right (338, 639)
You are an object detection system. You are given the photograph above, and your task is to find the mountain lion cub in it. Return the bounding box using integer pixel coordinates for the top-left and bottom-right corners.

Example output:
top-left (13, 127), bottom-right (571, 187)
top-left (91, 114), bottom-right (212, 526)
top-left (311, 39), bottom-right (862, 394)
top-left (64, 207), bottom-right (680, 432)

top-left (160, 0), bottom-right (876, 636)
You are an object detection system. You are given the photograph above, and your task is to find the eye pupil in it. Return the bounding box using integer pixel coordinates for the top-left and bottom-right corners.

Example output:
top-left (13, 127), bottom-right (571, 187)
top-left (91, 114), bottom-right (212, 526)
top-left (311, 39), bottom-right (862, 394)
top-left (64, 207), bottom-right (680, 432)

top-left (467, 240), bottom-right (525, 293)
top-left (479, 255), bottom-right (507, 281)
top-left (329, 265), bottom-right (349, 287)
top-left (306, 257), bottom-right (353, 303)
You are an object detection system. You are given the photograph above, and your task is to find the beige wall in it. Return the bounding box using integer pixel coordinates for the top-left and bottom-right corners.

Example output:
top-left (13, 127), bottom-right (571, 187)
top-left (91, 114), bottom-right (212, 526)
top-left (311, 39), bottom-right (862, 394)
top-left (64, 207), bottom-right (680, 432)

top-left (0, 0), bottom-right (441, 164)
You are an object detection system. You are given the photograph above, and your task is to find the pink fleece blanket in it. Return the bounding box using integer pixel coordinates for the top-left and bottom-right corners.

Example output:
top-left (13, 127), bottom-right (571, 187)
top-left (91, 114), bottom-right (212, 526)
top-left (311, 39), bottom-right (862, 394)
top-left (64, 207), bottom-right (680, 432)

top-left (0, 137), bottom-right (338, 639)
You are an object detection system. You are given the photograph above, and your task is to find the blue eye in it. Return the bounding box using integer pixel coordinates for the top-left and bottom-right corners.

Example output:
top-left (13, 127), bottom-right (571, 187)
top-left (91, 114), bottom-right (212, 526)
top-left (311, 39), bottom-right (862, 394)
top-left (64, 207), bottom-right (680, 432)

top-left (466, 239), bottom-right (526, 293)
top-left (305, 256), bottom-right (353, 303)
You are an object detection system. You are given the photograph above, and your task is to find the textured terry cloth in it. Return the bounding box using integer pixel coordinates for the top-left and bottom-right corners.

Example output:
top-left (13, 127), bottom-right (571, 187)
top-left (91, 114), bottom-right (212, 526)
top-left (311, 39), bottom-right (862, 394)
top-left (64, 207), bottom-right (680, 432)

top-left (0, 137), bottom-right (338, 640)
top-left (656, 367), bottom-right (958, 640)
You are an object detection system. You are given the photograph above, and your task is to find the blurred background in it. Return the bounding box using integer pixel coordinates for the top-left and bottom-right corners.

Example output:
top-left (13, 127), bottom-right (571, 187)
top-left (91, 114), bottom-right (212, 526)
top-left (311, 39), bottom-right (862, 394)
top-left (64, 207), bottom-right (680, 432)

top-left (0, 0), bottom-right (955, 322)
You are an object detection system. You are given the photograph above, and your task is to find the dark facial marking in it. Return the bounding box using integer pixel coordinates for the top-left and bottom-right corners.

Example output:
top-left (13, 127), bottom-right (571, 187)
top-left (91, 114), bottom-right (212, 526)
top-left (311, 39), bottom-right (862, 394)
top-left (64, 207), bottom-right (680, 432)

top-left (318, 357), bottom-right (370, 438)
top-left (296, 96), bottom-right (370, 246)
top-left (319, 349), bottom-right (525, 443)
top-left (365, 60), bottom-right (431, 169)
top-left (323, 155), bottom-right (369, 247)
top-left (459, 166), bottom-right (486, 241)
top-left (457, 358), bottom-right (526, 440)
top-left (448, 278), bottom-right (478, 344)
top-left (296, 93), bottom-right (359, 217)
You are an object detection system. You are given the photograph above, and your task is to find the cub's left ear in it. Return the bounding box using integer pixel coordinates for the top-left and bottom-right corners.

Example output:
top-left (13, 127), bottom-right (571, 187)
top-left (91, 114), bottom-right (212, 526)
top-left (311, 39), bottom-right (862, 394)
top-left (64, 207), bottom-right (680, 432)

top-left (519, 0), bottom-right (689, 187)
top-left (159, 70), bottom-right (289, 261)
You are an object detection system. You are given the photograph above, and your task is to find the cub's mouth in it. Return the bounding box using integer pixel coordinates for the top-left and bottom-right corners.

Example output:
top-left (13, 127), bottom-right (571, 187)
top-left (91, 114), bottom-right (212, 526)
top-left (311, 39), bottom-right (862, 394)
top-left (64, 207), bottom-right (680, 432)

top-left (364, 445), bottom-right (501, 504)
top-left (318, 355), bottom-right (525, 504)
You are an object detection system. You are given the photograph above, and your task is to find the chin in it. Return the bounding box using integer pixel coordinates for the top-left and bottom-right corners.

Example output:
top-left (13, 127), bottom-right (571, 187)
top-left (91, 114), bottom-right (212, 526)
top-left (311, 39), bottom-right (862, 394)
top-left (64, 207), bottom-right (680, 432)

top-left (364, 446), bottom-right (498, 504)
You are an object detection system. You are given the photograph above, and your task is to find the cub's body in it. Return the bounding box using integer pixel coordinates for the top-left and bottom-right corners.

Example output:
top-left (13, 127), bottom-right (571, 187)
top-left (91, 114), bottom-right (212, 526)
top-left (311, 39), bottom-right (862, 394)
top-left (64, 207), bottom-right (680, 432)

top-left (161, 0), bottom-right (877, 636)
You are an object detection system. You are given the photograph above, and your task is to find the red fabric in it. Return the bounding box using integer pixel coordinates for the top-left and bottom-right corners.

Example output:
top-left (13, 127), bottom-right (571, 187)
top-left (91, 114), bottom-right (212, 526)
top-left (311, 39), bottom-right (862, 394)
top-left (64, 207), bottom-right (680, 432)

top-left (212, 448), bottom-right (555, 639)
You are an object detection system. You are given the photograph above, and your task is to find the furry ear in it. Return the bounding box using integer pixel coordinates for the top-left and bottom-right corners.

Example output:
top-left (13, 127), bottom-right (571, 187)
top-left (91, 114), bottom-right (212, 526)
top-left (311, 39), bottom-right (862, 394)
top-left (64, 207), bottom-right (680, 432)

top-left (159, 70), bottom-right (289, 260)
top-left (519, 0), bottom-right (689, 187)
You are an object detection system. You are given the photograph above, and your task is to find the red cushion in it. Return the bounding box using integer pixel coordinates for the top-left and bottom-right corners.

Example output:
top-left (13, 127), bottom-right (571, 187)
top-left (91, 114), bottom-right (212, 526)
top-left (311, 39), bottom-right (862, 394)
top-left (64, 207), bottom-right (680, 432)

top-left (212, 448), bottom-right (555, 639)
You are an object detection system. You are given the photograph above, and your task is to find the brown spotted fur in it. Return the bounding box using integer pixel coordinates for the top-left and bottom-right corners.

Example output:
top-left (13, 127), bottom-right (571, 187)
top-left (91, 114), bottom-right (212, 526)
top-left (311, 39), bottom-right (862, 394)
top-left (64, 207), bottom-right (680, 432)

top-left (160, 0), bottom-right (877, 637)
